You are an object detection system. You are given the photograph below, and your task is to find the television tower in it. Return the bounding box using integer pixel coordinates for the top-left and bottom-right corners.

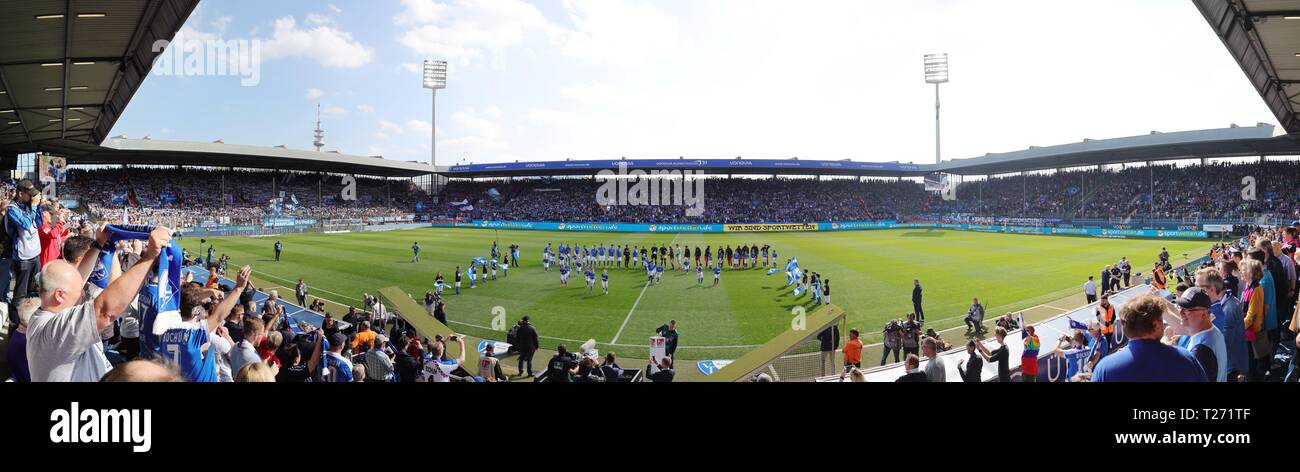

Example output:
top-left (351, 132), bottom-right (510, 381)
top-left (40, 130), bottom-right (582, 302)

top-left (312, 103), bottom-right (325, 151)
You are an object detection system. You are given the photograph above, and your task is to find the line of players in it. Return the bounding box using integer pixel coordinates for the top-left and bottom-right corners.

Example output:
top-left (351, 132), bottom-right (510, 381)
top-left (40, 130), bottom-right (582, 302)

top-left (540, 242), bottom-right (779, 291)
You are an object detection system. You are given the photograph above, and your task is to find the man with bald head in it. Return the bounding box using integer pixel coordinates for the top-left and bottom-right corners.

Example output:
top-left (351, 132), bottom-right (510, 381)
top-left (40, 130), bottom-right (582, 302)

top-left (26, 225), bottom-right (172, 382)
top-left (99, 359), bottom-right (184, 382)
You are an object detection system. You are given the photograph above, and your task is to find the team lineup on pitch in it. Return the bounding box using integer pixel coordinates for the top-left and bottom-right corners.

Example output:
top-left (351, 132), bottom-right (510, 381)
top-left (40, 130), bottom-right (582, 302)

top-left (181, 227), bottom-right (1208, 360)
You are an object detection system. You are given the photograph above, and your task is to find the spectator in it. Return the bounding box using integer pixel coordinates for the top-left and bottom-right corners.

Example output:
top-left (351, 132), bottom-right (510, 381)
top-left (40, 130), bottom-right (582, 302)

top-left (99, 360), bottom-right (184, 382)
top-left (5, 298), bottom-right (40, 382)
top-left (225, 305), bottom-right (247, 344)
top-left (323, 332), bottom-right (354, 382)
top-left (600, 352), bottom-right (624, 381)
top-left (1170, 287), bottom-right (1228, 382)
top-left (1021, 324), bottom-right (1040, 382)
top-left (921, 337), bottom-right (947, 382)
top-left (8, 180), bottom-right (44, 333)
top-left (1091, 294), bottom-right (1207, 382)
top-left (1240, 259), bottom-right (1271, 381)
top-left (352, 321), bottom-right (377, 352)
top-left (229, 317), bottom-right (264, 376)
top-left (975, 327), bottom-right (1011, 382)
top-left (275, 332), bottom-right (324, 383)
top-left (27, 226), bottom-right (169, 382)
top-left (353, 363), bottom-right (367, 383)
top-left (646, 356), bottom-right (674, 382)
top-left (957, 340), bottom-right (983, 382)
top-left (235, 362), bottom-right (278, 382)
top-left (515, 316), bottom-right (539, 378)
top-left (422, 335), bottom-right (465, 382)
top-left (361, 335), bottom-right (394, 382)
top-left (393, 336), bottom-right (420, 383)
top-left (895, 354), bottom-right (927, 382)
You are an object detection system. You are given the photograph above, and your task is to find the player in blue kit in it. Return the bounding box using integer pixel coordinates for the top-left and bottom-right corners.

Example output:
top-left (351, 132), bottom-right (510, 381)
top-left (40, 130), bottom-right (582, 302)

top-left (697, 263), bottom-right (705, 286)
top-left (585, 267), bottom-right (596, 294)
top-left (601, 269), bottom-right (610, 294)
top-left (655, 262), bottom-right (665, 284)
top-left (646, 261), bottom-right (656, 285)
top-left (713, 263), bottom-right (722, 287)
top-left (559, 261), bottom-right (570, 287)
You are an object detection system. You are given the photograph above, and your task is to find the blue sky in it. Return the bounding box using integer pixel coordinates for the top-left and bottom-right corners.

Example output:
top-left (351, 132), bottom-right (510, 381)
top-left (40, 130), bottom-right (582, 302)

top-left (114, 0), bottom-right (1277, 168)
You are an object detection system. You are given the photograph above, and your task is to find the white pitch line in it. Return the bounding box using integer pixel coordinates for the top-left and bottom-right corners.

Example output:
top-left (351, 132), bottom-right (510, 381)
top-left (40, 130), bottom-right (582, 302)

top-left (253, 269), bottom-right (364, 302)
top-left (610, 233), bottom-right (678, 344)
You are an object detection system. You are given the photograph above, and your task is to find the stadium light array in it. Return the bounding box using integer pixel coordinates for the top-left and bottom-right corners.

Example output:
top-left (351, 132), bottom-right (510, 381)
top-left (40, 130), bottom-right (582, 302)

top-left (924, 53), bottom-right (949, 165)
top-left (423, 60), bottom-right (448, 192)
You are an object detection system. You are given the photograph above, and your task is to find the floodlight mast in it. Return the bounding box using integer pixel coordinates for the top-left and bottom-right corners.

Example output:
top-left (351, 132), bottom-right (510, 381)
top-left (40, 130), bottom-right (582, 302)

top-left (924, 53), bottom-right (949, 165)
top-left (423, 60), bottom-right (447, 193)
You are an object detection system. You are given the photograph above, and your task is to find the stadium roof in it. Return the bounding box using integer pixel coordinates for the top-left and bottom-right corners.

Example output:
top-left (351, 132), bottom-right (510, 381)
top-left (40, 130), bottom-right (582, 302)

top-left (0, 0), bottom-right (198, 155)
top-left (81, 137), bottom-right (440, 177)
top-left (1198, 0), bottom-right (1300, 133)
top-left (445, 125), bottom-right (1300, 178)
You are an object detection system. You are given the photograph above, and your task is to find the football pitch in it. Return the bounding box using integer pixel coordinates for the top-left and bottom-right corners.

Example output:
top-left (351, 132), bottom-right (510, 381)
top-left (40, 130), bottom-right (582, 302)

top-left (181, 228), bottom-right (1210, 360)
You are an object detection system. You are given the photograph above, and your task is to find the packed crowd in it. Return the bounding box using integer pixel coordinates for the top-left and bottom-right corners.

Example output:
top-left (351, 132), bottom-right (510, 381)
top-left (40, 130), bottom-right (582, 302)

top-left (64, 168), bottom-right (429, 227)
top-left (442, 161), bottom-right (1300, 223)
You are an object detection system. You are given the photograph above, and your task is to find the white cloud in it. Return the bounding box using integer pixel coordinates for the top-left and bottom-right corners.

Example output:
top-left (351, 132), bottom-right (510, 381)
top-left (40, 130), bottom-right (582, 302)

top-left (261, 16), bottom-right (374, 68)
top-left (554, 0), bottom-right (681, 67)
top-left (160, 128), bottom-right (174, 134)
top-left (322, 105), bottom-right (346, 116)
top-left (401, 62), bottom-right (421, 73)
top-left (306, 13), bottom-right (332, 27)
top-left (406, 119), bottom-right (434, 134)
top-left (212, 16), bottom-right (233, 34)
top-left (305, 88), bottom-right (325, 100)
top-left (357, 104), bottom-right (376, 113)
top-left (395, 0), bottom-right (552, 66)
top-left (328, 4), bottom-right (343, 14)
top-left (378, 120), bottom-right (404, 135)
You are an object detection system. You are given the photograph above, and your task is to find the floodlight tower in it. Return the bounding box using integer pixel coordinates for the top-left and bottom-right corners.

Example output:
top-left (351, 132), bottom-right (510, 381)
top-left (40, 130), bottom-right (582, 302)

top-left (423, 60), bottom-right (448, 194)
top-left (924, 53), bottom-right (949, 165)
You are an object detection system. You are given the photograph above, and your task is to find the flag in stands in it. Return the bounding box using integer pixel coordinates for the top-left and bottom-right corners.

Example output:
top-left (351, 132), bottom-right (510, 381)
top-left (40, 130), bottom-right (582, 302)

top-left (1068, 318), bottom-right (1088, 331)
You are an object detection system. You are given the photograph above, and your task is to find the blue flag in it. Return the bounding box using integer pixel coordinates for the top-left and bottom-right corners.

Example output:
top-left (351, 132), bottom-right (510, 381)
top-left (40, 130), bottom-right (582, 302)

top-left (1068, 318), bottom-right (1088, 331)
top-left (766, 268), bottom-right (779, 275)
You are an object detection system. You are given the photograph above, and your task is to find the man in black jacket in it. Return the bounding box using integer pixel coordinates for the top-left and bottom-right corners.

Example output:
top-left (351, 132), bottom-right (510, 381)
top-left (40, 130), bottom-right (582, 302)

top-left (393, 336), bottom-right (421, 383)
top-left (817, 324), bottom-right (840, 376)
top-left (515, 316), bottom-right (540, 378)
top-left (912, 279), bottom-right (924, 322)
top-left (895, 355), bottom-right (928, 382)
top-left (647, 356), bottom-right (674, 382)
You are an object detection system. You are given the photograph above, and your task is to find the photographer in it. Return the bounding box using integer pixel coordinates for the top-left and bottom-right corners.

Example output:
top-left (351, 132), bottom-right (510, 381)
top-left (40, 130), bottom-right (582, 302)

top-left (964, 297), bottom-right (986, 334)
top-left (881, 319), bottom-right (902, 365)
top-left (901, 313), bottom-right (921, 360)
top-left (544, 344), bottom-right (579, 383)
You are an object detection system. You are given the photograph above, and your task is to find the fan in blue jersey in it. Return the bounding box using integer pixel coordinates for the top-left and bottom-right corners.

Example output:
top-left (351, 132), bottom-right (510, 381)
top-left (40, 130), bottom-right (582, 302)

top-left (157, 265), bottom-right (252, 382)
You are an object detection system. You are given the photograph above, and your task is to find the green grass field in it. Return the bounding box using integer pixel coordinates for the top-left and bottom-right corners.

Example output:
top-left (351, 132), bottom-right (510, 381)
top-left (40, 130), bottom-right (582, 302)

top-left (181, 228), bottom-right (1208, 360)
